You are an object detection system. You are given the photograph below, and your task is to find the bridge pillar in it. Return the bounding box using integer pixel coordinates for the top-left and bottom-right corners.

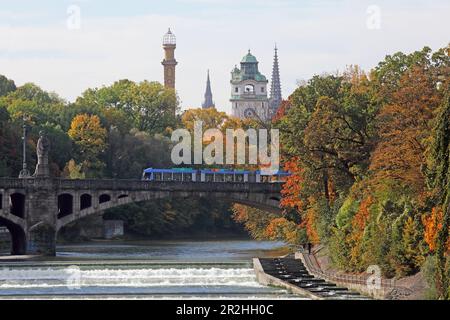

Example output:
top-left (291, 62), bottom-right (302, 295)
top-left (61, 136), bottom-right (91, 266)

top-left (24, 179), bottom-right (58, 256)
top-left (27, 224), bottom-right (56, 256)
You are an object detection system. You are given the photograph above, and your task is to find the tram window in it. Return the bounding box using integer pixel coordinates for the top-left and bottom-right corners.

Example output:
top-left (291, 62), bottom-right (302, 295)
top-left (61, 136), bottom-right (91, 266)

top-left (183, 174), bottom-right (192, 182)
top-left (154, 173), bottom-right (162, 181)
top-left (225, 174), bottom-right (234, 182)
top-left (163, 173), bottom-right (172, 181)
top-left (206, 174), bottom-right (214, 182)
top-left (216, 174), bottom-right (225, 182)
top-left (173, 173), bottom-right (182, 181)
top-left (235, 174), bottom-right (244, 182)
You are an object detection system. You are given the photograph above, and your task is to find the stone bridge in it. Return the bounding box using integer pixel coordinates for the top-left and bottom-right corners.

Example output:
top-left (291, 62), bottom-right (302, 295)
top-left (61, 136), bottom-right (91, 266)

top-left (0, 178), bottom-right (283, 256)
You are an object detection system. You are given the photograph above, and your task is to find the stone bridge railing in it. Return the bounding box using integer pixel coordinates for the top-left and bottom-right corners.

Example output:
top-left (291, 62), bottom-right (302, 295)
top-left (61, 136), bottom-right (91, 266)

top-left (0, 178), bottom-right (283, 194)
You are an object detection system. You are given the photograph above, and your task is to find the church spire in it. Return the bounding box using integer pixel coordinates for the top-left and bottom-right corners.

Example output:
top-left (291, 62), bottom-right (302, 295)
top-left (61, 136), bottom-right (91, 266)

top-left (270, 45), bottom-right (282, 115)
top-left (202, 70), bottom-right (215, 109)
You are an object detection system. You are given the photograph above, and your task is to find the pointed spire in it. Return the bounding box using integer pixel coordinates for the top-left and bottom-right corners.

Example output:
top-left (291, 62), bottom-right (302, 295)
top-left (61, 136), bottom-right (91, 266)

top-left (202, 70), bottom-right (215, 109)
top-left (270, 44), bottom-right (282, 115)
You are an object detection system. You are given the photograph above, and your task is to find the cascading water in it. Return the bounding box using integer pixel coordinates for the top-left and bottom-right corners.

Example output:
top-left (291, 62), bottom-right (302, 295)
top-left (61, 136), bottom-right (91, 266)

top-left (0, 266), bottom-right (262, 288)
top-left (0, 240), bottom-right (305, 299)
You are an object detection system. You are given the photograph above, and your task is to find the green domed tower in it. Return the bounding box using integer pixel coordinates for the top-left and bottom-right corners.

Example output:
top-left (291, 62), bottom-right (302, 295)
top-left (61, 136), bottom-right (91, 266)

top-left (230, 50), bottom-right (270, 121)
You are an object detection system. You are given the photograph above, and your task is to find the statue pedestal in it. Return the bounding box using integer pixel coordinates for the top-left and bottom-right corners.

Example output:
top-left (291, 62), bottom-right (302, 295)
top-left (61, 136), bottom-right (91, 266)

top-left (34, 162), bottom-right (50, 178)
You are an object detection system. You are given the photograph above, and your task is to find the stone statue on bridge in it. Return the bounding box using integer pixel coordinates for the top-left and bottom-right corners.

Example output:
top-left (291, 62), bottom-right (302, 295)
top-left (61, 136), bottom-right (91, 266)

top-left (34, 130), bottom-right (50, 177)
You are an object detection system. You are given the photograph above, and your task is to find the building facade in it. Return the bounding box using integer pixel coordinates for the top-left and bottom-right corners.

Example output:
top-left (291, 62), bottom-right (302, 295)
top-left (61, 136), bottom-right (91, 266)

top-left (230, 50), bottom-right (270, 121)
top-left (162, 28), bottom-right (177, 89)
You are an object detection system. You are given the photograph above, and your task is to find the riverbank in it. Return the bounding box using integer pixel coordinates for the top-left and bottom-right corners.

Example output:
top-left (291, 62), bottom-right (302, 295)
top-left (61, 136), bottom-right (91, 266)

top-left (308, 245), bottom-right (427, 300)
top-left (253, 257), bottom-right (366, 300)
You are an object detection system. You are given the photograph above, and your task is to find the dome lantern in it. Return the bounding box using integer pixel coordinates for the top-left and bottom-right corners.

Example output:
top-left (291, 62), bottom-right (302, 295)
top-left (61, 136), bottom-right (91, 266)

top-left (163, 28), bottom-right (176, 46)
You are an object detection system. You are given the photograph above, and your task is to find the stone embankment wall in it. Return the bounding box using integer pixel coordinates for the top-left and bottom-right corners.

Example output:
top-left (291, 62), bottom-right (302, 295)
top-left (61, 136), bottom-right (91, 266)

top-left (295, 251), bottom-right (413, 300)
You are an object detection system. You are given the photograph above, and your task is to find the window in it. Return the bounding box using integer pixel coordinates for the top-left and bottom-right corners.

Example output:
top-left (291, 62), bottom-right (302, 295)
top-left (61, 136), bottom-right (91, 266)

top-left (261, 87), bottom-right (264, 93)
top-left (235, 87), bottom-right (239, 93)
top-left (244, 84), bottom-right (254, 93)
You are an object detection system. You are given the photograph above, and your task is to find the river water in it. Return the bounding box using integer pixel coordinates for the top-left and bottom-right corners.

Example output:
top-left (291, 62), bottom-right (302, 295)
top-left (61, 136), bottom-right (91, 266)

top-left (0, 240), bottom-right (304, 299)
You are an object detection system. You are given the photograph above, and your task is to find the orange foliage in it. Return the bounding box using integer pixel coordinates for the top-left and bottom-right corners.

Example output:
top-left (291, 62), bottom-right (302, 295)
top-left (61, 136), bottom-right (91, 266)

top-left (301, 204), bottom-right (320, 244)
top-left (348, 196), bottom-right (373, 262)
top-left (327, 178), bottom-right (336, 204)
top-left (422, 207), bottom-right (444, 252)
top-left (280, 157), bottom-right (305, 212)
top-left (232, 204), bottom-right (248, 223)
top-left (370, 67), bottom-right (442, 191)
top-left (265, 218), bottom-right (289, 239)
top-left (272, 100), bottom-right (291, 122)
top-left (352, 196), bottom-right (373, 233)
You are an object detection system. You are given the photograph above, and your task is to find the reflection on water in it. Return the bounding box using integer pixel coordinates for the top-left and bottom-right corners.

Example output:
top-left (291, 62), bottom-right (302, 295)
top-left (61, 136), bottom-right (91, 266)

top-left (0, 240), bottom-right (303, 299)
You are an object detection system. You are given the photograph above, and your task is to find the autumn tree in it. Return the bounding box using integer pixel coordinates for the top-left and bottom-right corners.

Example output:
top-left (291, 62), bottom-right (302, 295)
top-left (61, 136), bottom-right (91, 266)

top-left (370, 66), bottom-right (443, 192)
top-left (67, 114), bottom-right (107, 178)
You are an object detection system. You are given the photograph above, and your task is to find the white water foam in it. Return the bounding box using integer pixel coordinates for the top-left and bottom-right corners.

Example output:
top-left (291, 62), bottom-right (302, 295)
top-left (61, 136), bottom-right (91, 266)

top-left (0, 267), bottom-right (264, 288)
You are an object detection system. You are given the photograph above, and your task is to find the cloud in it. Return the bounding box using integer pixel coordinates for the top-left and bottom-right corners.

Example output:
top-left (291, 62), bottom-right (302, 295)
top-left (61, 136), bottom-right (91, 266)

top-left (0, 0), bottom-right (449, 114)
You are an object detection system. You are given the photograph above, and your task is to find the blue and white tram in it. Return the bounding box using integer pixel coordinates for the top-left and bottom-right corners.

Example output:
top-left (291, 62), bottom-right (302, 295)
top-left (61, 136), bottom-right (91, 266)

top-left (142, 168), bottom-right (290, 183)
top-left (142, 168), bottom-right (198, 182)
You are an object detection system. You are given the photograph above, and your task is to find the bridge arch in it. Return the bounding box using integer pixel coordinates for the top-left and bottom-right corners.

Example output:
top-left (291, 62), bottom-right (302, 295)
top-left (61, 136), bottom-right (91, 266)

top-left (10, 192), bottom-right (26, 218)
top-left (56, 189), bottom-right (281, 231)
top-left (80, 193), bottom-right (92, 210)
top-left (58, 193), bottom-right (74, 218)
top-left (99, 194), bottom-right (111, 204)
top-left (0, 216), bottom-right (26, 255)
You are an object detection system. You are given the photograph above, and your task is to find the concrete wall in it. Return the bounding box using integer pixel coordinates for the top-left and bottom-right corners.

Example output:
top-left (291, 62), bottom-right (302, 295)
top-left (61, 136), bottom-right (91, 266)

top-left (253, 258), bottom-right (323, 300)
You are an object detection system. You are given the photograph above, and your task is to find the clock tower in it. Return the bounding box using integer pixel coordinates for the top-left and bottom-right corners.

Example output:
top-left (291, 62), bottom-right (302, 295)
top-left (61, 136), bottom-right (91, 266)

top-left (230, 50), bottom-right (270, 121)
top-left (162, 28), bottom-right (177, 89)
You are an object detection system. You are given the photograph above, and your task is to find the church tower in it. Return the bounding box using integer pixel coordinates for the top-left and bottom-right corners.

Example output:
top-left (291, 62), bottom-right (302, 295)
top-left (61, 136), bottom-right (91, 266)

top-left (230, 50), bottom-right (270, 121)
top-left (202, 70), bottom-right (215, 109)
top-left (269, 45), bottom-right (282, 117)
top-left (162, 28), bottom-right (177, 89)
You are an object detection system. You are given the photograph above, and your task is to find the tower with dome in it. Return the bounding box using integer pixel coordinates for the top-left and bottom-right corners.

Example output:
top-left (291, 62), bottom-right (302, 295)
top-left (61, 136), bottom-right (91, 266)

top-left (162, 28), bottom-right (177, 89)
top-left (230, 50), bottom-right (270, 121)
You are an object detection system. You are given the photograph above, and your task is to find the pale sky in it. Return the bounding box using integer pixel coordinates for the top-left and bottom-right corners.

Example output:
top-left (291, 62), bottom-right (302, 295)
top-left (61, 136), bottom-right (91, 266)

top-left (0, 0), bottom-right (449, 114)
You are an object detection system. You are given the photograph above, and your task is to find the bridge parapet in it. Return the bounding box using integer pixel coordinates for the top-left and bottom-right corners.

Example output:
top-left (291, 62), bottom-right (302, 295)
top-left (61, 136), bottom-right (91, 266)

top-left (0, 178), bottom-right (27, 189)
top-left (0, 178), bottom-right (283, 194)
top-left (56, 179), bottom-right (283, 193)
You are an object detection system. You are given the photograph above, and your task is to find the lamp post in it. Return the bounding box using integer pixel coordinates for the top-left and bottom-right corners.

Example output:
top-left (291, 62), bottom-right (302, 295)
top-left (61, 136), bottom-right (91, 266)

top-left (19, 115), bottom-right (31, 178)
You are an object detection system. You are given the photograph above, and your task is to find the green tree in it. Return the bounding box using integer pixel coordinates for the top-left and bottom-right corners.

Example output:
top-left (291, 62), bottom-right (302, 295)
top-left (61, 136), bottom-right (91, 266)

top-left (0, 75), bottom-right (16, 97)
top-left (75, 80), bottom-right (179, 135)
top-left (68, 114), bottom-right (107, 178)
top-left (429, 86), bottom-right (450, 299)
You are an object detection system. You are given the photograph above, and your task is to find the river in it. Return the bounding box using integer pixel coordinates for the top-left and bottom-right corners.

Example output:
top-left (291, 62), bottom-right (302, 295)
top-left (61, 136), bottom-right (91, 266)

top-left (0, 240), bottom-right (305, 299)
